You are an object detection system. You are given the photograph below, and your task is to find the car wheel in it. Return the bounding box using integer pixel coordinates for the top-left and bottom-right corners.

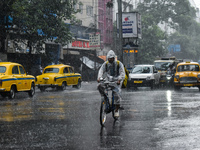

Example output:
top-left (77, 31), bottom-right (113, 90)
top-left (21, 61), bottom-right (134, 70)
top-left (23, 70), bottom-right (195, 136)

top-left (174, 85), bottom-right (180, 91)
top-left (61, 82), bottom-right (66, 90)
top-left (76, 81), bottom-right (81, 89)
top-left (8, 86), bottom-right (16, 99)
top-left (151, 80), bottom-right (155, 90)
top-left (28, 83), bottom-right (35, 97)
top-left (39, 87), bottom-right (45, 92)
top-left (126, 82), bottom-right (130, 91)
top-left (74, 79), bottom-right (81, 89)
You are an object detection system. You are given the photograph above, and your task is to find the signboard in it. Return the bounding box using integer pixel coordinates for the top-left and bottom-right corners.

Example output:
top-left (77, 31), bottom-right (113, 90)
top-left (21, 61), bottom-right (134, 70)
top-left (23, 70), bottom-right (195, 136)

top-left (123, 50), bottom-right (138, 53)
top-left (64, 39), bottom-right (91, 50)
top-left (72, 40), bottom-right (90, 48)
top-left (168, 44), bottom-right (181, 52)
top-left (117, 12), bottom-right (142, 39)
top-left (89, 32), bottom-right (100, 48)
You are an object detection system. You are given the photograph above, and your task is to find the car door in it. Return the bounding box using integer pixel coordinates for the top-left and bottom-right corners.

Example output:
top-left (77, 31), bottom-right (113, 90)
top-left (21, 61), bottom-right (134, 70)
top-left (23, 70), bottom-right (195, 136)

top-left (12, 65), bottom-right (23, 90)
top-left (19, 65), bottom-right (29, 90)
top-left (63, 67), bottom-right (71, 85)
top-left (69, 67), bottom-right (75, 85)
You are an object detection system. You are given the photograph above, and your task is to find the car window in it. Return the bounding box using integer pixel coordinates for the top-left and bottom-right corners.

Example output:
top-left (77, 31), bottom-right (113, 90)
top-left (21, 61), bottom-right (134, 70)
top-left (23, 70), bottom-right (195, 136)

top-left (0, 66), bottom-right (6, 73)
top-left (64, 67), bottom-right (69, 73)
top-left (69, 67), bottom-right (74, 73)
top-left (154, 62), bottom-right (172, 71)
top-left (12, 66), bottom-right (19, 74)
top-left (44, 68), bottom-right (59, 73)
top-left (142, 67), bottom-right (151, 73)
top-left (132, 66), bottom-right (142, 74)
top-left (19, 66), bottom-right (25, 74)
top-left (132, 66), bottom-right (152, 74)
top-left (177, 65), bottom-right (199, 72)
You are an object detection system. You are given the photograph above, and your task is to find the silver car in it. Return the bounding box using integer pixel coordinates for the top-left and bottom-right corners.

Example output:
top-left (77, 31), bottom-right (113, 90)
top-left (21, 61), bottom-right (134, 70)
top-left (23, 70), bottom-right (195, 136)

top-left (127, 65), bottom-right (160, 90)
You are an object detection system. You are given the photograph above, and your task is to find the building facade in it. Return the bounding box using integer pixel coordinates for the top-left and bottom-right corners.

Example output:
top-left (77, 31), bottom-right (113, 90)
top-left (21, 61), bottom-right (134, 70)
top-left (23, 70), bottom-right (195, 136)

top-left (98, 0), bottom-right (113, 56)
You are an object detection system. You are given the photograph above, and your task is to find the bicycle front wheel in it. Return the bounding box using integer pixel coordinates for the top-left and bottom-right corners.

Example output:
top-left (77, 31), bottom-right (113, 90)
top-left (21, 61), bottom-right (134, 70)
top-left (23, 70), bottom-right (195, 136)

top-left (100, 101), bottom-right (107, 127)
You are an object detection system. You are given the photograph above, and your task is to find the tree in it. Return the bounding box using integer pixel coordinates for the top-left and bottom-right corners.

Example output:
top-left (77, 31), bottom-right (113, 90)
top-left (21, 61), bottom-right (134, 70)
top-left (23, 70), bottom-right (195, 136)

top-left (11, 0), bottom-right (78, 53)
top-left (168, 21), bottom-right (200, 60)
top-left (0, 0), bottom-right (17, 52)
top-left (1, 0), bottom-right (79, 53)
top-left (136, 0), bottom-right (198, 63)
top-left (0, 0), bottom-right (79, 73)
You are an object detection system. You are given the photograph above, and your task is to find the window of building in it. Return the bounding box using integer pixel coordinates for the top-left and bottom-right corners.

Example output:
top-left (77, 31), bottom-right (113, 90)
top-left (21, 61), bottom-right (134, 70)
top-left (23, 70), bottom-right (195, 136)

top-left (79, 3), bottom-right (83, 14)
top-left (86, 5), bottom-right (93, 16)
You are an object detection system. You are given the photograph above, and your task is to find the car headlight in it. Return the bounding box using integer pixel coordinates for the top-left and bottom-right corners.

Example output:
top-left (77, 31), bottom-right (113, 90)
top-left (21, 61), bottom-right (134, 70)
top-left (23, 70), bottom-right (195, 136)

top-left (146, 76), bottom-right (151, 80)
top-left (166, 75), bottom-right (171, 80)
top-left (175, 75), bottom-right (179, 80)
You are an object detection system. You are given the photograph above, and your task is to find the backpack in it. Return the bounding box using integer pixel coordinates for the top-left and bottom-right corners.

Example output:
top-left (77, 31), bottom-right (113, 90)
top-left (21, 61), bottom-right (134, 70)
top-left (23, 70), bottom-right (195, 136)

top-left (105, 61), bottom-right (129, 88)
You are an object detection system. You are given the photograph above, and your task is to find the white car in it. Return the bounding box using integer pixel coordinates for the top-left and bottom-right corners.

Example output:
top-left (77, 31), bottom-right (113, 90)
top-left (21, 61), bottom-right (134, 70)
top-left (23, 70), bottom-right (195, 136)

top-left (127, 65), bottom-right (160, 90)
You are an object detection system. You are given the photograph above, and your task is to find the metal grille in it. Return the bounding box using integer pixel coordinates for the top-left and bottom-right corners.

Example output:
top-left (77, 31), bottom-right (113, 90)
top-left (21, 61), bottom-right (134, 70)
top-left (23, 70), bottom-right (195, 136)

top-left (131, 79), bottom-right (145, 81)
top-left (180, 77), bottom-right (197, 82)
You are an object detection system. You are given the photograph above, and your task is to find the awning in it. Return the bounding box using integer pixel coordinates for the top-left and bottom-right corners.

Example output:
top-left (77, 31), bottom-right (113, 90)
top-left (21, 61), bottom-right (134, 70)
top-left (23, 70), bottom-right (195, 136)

top-left (80, 56), bottom-right (102, 70)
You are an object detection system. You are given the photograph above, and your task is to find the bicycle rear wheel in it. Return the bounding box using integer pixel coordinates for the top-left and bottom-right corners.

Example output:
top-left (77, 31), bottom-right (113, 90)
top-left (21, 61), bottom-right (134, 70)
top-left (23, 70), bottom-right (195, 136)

top-left (100, 100), bottom-right (107, 127)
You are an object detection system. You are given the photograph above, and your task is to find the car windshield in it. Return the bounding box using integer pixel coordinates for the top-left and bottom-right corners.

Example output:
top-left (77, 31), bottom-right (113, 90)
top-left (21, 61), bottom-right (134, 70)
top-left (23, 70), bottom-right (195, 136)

top-left (131, 66), bottom-right (151, 74)
top-left (177, 64), bottom-right (199, 72)
top-left (154, 62), bottom-right (172, 71)
top-left (0, 66), bottom-right (6, 73)
top-left (44, 68), bottom-right (59, 73)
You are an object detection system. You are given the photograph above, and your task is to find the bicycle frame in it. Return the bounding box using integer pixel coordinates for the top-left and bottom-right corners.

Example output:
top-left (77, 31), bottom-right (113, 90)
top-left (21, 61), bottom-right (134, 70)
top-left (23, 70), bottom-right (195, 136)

top-left (103, 88), bottom-right (115, 113)
top-left (100, 80), bottom-right (119, 127)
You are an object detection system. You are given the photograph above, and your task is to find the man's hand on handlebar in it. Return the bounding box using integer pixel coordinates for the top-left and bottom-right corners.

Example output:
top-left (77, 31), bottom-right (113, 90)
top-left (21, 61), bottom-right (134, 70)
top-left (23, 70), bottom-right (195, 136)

top-left (97, 77), bottom-right (120, 85)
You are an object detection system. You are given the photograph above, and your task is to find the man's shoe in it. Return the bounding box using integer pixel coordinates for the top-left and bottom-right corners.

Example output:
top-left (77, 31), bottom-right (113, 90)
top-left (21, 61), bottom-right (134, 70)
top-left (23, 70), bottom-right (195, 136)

top-left (114, 110), bottom-right (119, 117)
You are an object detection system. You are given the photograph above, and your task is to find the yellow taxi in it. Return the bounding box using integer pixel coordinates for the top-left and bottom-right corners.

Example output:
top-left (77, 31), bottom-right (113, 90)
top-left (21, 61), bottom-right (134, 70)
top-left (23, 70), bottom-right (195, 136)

top-left (174, 61), bottom-right (200, 90)
top-left (36, 64), bottom-right (82, 91)
top-left (0, 62), bottom-right (35, 99)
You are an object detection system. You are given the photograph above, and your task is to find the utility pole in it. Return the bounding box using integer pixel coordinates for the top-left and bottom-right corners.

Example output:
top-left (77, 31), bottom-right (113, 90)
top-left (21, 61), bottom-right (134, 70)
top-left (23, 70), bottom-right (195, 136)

top-left (117, 0), bottom-right (123, 63)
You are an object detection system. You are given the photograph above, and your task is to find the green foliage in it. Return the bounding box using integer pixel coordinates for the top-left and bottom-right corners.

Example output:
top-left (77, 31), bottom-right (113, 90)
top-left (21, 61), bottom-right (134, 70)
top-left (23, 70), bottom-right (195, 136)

top-left (138, 24), bottom-right (167, 64)
top-left (0, 0), bottom-right (77, 53)
top-left (136, 0), bottom-right (200, 63)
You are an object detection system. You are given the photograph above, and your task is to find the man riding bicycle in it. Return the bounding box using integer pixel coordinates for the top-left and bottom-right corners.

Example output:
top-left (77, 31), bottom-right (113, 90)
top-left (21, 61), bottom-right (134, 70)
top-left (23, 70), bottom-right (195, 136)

top-left (97, 50), bottom-right (125, 117)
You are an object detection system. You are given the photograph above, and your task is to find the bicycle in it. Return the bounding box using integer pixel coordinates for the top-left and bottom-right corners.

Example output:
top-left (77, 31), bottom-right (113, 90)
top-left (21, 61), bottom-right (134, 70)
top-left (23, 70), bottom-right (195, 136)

top-left (99, 78), bottom-right (119, 127)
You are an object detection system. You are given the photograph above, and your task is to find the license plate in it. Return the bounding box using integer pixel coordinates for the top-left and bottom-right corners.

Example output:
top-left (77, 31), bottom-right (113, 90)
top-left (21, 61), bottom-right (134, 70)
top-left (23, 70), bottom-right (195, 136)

top-left (160, 80), bottom-right (165, 82)
top-left (184, 84), bottom-right (193, 86)
top-left (134, 81), bottom-right (143, 83)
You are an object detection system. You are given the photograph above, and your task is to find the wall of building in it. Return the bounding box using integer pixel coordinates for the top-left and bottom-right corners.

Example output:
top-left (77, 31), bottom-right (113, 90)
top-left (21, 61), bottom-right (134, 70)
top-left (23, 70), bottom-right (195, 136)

top-left (97, 0), bottom-right (113, 56)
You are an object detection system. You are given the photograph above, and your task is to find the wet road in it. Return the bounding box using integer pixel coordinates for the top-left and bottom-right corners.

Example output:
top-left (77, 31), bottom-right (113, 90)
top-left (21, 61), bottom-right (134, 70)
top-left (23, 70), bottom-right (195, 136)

top-left (0, 82), bottom-right (200, 149)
